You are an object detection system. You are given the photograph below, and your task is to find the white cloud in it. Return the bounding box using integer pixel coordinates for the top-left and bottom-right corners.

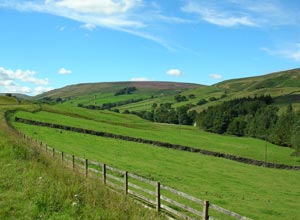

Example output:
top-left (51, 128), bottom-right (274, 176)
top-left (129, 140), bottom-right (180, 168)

top-left (166, 69), bottom-right (183, 77)
top-left (130, 77), bottom-right (151, 81)
top-left (261, 43), bottom-right (300, 62)
top-left (58, 67), bottom-right (72, 75)
top-left (0, 66), bottom-right (51, 95)
top-left (80, 23), bottom-right (96, 31)
top-left (1, 85), bottom-right (32, 94)
top-left (209, 74), bottom-right (223, 80)
top-left (0, 80), bottom-right (15, 87)
top-left (0, 67), bottom-right (49, 85)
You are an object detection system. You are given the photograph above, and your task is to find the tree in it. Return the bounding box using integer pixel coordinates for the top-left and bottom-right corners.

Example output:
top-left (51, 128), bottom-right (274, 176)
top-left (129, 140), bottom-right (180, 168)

top-left (177, 105), bottom-right (193, 125)
top-left (197, 99), bottom-right (207, 106)
top-left (291, 119), bottom-right (300, 159)
top-left (189, 94), bottom-right (196, 99)
top-left (174, 94), bottom-right (187, 102)
top-left (151, 103), bottom-right (158, 109)
top-left (227, 116), bottom-right (247, 136)
top-left (272, 105), bottom-right (295, 147)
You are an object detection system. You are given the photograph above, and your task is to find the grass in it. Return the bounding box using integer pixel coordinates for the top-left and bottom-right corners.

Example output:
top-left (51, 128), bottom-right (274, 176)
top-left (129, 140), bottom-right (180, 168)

top-left (0, 96), bottom-right (18, 105)
top-left (13, 106), bottom-right (300, 166)
top-left (12, 120), bottom-right (300, 220)
top-left (0, 105), bottom-right (163, 220)
top-left (31, 69), bottom-right (300, 116)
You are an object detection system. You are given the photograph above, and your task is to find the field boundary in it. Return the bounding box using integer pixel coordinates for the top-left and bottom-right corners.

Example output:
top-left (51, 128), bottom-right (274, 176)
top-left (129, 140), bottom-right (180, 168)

top-left (15, 129), bottom-right (252, 220)
top-left (15, 117), bottom-right (300, 170)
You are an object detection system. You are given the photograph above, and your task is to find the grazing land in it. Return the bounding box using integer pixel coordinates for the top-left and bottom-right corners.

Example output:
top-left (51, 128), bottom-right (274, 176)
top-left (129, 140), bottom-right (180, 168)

top-left (0, 101), bottom-right (163, 220)
top-left (11, 106), bottom-right (300, 220)
top-left (1, 69), bottom-right (300, 220)
top-left (13, 107), bottom-right (300, 166)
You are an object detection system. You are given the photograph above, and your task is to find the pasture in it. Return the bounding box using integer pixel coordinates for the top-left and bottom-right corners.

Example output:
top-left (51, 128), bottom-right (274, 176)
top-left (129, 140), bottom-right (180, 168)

top-left (11, 106), bottom-right (300, 220)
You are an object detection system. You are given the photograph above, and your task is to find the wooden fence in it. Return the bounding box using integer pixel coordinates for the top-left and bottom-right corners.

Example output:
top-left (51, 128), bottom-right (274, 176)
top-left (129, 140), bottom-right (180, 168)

top-left (18, 131), bottom-right (252, 220)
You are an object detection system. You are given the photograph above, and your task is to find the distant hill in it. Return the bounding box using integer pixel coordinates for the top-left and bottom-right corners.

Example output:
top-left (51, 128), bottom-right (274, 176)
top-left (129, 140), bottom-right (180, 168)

top-left (216, 68), bottom-right (300, 92)
top-left (36, 81), bottom-right (200, 99)
top-left (0, 93), bottom-right (31, 100)
top-left (32, 68), bottom-right (300, 113)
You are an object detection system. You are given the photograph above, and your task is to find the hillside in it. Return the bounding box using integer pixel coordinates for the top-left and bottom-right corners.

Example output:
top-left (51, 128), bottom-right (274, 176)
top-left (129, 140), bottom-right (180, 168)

top-left (36, 81), bottom-right (201, 99)
top-left (0, 104), bottom-right (163, 220)
top-left (0, 95), bottom-right (18, 105)
top-left (216, 68), bottom-right (300, 91)
top-left (1, 69), bottom-right (300, 220)
top-left (9, 104), bottom-right (300, 220)
top-left (32, 69), bottom-right (300, 115)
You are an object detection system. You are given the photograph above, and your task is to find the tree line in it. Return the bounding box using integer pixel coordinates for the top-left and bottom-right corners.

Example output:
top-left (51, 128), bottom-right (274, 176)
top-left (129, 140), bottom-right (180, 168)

top-left (78, 97), bottom-right (147, 110)
top-left (196, 95), bottom-right (300, 155)
top-left (114, 87), bottom-right (137, 96)
top-left (125, 103), bottom-right (197, 125)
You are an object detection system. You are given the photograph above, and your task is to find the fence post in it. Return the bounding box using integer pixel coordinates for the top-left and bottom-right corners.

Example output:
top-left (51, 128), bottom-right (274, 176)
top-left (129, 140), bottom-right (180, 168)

top-left (61, 152), bottom-right (64, 163)
top-left (203, 200), bottom-right (209, 220)
top-left (72, 155), bottom-right (75, 170)
top-left (102, 164), bottom-right (106, 184)
top-left (85, 159), bottom-right (88, 178)
top-left (124, 171), bottom-right (128, 195)
top-left (52, 148), bottom-right (55, 158)
top-left (156, 182), bottom-right (161, 212)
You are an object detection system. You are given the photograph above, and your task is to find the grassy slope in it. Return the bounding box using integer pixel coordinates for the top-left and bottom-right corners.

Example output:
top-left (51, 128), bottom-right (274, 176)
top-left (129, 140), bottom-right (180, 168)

top-left (0, 105), bottom-right (163, 219)
top-left (32, 69), bottom-right (300, 114)
top-left (36, 81), bottom-right (199, 99)
top-left (0, 96), bottom-right (18, 105)
top-left (13, 106), bottom-right (300, 166)
top-left (51, 69), bottom-right (300, 113)
top-left (12, 113), bottom-right (300, 220)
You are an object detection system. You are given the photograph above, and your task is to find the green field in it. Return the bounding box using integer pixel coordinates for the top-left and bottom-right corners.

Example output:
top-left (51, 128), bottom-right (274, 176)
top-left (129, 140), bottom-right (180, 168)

top-left (13, 106), bottom-right (300, 166)
top-left (10, 105), bottom-right (300, 220)
top-left (0, 104), bottom-right (163, 220)
top-left (2, 69), bottom-right (300, 219)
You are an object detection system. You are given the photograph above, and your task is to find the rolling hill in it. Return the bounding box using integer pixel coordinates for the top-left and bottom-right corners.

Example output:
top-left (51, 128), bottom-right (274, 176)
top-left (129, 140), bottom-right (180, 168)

top-left (2, 68), bottom-right (300, 220)
top-left (36, 81), bottom-right (201, 99)
top-left (32, 68), bottom-right (300, 114)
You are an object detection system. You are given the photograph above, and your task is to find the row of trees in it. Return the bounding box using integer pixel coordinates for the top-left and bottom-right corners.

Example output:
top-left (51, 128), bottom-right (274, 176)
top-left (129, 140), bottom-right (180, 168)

top-left (196, 95), bottom-right (300, 154)
top-left (125, 103), bottom-right (197, 125)
top-left (78, 98), bottom-right (146, 110)
top-left (114, 87), bottom-right (137, 96)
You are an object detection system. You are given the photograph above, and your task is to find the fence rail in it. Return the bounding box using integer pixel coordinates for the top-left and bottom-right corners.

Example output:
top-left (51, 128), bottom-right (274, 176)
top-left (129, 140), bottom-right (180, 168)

top-left (17, 130), bottom-right (252, 220)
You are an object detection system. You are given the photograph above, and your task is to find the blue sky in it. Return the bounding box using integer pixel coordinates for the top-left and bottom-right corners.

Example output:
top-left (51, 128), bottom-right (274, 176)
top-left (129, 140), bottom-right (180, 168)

top-left (0, 0), bottom-right (299, 95)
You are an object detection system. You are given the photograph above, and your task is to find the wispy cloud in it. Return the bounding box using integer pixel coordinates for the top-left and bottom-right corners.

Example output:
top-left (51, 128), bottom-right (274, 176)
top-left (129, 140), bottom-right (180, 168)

top-left (182, 0), bottom-right (300, 28)
top-left (0, 0), bottom-right (176, 50)
top-left (80, 23), bottom-right (96, 31)
top-left (182, 1), bottom-right (256, 27)
top-left (209, 74), bottom-right (223, 80)
top-left (58, 67), bottom-right (72, 75)
top-left (261, 43), bottom-right (300, 62)
top-left (166, 69), bottom-right (183, 77)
